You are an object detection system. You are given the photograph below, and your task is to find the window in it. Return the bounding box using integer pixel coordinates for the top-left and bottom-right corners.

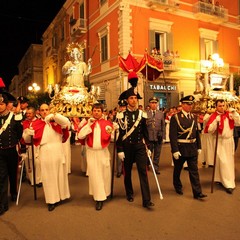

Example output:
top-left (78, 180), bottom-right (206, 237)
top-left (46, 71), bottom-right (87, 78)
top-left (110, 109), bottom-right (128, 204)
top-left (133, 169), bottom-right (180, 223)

top-left (79, 2), bottom-right (85, 28)
top-left (153, 32), bottom-right (167, 55)
top-left (199, 28), bottom-right (218, 60)
top-left (149, 19), bottom-right (173, 55)
top-left (101, 35), bottom-right (108, 62)
top-left (98, 23), bottom-right (110, 63)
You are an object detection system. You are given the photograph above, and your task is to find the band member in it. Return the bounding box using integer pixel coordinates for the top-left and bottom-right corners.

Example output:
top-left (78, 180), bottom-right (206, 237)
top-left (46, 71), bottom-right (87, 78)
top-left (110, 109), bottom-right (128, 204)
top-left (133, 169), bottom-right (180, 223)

top-left (116, 85), bottom-right (154, 209)
top-left (170, 95), bottom-right (207, 200)
top-left (23, 104), bottom-right (70, 211)
top-left (146, 97), bottom-right (165, 174)
top-left (204, 99), bottom-right (240, 194)
top-left (0, 92), bottom-right (23, 215)
top-left (78, 103), bottom-right (114, 211)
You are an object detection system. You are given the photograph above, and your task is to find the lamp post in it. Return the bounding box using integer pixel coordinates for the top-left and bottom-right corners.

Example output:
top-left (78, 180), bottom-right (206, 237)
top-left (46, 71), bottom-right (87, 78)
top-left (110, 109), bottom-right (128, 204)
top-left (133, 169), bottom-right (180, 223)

top-left (28, 83), bottom-right (40, 93)
top-left (200, 53), bottom-right (226, 96)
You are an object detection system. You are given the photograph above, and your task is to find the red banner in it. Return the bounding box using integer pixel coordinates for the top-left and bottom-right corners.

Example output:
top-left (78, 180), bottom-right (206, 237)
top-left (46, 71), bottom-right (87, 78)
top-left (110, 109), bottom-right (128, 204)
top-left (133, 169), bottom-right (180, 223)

top-left (119, 52), bottom-right (164, 81)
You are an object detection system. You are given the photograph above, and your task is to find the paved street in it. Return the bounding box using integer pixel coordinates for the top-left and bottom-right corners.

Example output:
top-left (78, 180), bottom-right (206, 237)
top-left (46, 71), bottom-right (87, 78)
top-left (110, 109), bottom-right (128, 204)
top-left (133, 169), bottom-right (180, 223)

top-left (1, 143), bottom-right (240, 240)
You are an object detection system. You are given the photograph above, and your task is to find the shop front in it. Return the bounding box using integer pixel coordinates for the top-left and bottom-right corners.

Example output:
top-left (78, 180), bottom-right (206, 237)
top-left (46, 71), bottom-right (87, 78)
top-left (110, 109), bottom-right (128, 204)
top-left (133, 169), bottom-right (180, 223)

top-left (144, 81), bottom-right (179, 110)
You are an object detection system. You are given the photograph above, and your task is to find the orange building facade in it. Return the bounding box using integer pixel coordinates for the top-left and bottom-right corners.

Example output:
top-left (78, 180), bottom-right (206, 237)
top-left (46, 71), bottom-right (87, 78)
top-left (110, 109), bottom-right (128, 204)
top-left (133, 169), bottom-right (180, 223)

top-left (42, 0), bottom-right (240, 110)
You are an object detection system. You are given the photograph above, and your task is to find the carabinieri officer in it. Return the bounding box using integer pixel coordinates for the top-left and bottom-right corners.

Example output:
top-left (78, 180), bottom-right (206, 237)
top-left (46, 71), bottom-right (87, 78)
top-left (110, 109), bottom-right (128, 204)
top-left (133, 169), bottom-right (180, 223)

top-left (116, 86), bottom-right (154, 209)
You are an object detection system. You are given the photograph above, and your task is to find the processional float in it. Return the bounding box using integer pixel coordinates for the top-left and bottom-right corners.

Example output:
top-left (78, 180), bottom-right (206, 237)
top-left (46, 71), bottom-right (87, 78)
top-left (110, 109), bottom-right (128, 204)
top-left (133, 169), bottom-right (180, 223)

top-left (49, 41), bottom-right (100, 118)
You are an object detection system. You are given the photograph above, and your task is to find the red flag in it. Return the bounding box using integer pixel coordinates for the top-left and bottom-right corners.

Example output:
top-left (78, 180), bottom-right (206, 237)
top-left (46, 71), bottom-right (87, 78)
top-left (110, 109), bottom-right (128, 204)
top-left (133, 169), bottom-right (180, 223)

top-left (0, 78), bottom-right (6, 88)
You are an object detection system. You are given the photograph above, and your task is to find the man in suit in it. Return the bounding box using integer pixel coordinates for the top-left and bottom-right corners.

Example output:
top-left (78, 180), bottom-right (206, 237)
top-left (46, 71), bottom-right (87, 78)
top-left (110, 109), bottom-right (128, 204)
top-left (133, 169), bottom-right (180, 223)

top-left (146, 97), bottom-right (165, 174)
top-left (169, 95), bottom-right (207, 200)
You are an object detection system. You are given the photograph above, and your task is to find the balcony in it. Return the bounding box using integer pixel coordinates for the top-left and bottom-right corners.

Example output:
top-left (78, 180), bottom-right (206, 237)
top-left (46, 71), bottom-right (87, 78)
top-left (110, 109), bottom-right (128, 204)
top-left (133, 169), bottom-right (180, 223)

top-left (193, 1), bottom-right (228, 24)
top-left (146, 0), bottom-right (179, 12)
top-left (70, 18), bottom-right (87, 37)
top-left (163, 56), bottom-right (180, 71)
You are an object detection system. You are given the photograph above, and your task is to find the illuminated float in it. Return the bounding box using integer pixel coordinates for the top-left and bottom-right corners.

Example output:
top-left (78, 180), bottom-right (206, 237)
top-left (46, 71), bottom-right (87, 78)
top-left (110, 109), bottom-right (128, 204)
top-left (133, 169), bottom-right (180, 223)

top-left (193, 53), bottom-right (240, 113)
top-left (48, 42), bottom-right (100, 117)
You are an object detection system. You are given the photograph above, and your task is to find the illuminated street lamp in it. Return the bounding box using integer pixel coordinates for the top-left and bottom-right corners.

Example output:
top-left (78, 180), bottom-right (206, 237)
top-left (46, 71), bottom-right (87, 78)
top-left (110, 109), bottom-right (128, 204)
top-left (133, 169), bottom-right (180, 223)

top-left (28, 83), bottom-right (40, 93)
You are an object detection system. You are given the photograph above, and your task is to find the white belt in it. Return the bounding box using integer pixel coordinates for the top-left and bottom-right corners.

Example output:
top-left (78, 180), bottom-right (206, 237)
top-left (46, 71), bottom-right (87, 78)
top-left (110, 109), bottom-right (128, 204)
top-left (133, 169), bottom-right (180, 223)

top-left (177, 139), bottom-right (196, 143)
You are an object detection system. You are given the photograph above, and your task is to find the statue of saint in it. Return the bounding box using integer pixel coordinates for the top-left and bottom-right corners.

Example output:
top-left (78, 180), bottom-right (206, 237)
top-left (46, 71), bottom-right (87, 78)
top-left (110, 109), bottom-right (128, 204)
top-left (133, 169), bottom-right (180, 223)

top-left (62, 43), bottom-right (92, 88)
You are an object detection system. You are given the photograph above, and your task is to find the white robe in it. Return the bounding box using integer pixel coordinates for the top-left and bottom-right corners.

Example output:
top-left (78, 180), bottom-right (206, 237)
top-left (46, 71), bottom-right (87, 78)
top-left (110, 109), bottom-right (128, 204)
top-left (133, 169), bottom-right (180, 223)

top-left (207, 112), bottom-right (240, 188)
top-left (39, 124), bottom-right (70, 204)
top-left (63, 131), bottom-right (72, 174)
top-left (25, 145), bottom-right (41, 185)
top-left (78, 122), bottom-right (111, 201)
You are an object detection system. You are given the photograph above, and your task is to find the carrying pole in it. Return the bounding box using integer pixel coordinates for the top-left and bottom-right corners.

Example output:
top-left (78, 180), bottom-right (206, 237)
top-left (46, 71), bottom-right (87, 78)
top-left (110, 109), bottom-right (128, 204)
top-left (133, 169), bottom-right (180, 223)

top-left (211, 122), bottom-right (219, 193)
top-left (31, 136), bottom-right (37, 200)
top-left (110, 131), bottom-right (117, 198)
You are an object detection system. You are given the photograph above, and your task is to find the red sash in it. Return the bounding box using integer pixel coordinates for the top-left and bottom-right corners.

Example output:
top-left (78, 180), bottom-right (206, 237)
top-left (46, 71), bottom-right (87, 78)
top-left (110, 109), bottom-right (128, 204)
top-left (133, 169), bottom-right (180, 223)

top-left (29, 119), bottom-right (69, 146)
top-left (204, 111), bottom-right (234, 134)
top-left (80, 119), bottom-right (113, 148)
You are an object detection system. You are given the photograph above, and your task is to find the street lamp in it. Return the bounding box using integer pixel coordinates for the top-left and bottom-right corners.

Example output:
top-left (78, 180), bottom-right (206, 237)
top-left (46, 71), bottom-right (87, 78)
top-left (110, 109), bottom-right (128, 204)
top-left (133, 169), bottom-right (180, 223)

top-left (28, 83), bottom-right (40, 93)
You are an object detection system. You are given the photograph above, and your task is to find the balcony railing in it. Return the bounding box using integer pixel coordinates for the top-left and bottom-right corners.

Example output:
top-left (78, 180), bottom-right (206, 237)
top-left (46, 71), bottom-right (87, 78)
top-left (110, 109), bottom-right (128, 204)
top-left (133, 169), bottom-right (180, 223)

top-left (193, 1), bottom-right (228, 24)
top-left (70, 18), bottom-right (87, 36)
top-left (163, 56), bottom-right (180, 71)
top-left (146, 0), bottom-right (180, 12)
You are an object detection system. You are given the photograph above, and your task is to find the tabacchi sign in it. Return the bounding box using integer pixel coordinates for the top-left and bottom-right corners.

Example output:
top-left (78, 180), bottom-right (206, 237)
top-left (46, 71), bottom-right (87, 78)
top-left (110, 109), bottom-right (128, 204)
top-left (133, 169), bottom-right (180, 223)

top-left (149, 84), bottom-right (177, 91)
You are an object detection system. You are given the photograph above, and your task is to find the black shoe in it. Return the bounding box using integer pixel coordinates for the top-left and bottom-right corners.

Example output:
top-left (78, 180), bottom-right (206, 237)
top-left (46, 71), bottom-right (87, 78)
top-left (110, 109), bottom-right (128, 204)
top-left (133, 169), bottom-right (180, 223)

top-left (155, 170), bottom-right (160, 175)
top-left (11, 194), bottom-right (17, 202)
top-left (194, 193), bottom-right (207, 200)
top-left (175, 189), bottom-right (183, 195)
top-left (226, 188), bottom-right (234, 194)
top-left (116, 172), bottom-right (121, 178)
top-left (126, 195), bottom-right (134, 202)
top-left (0, 205), bottom-right (8, 216)
top-left (143, 201), bottom-right (154, 209)
top-left (36, 183), bottom-right (42, 188)
top-left (183, 167), bottom-right (189, 171)
top-left (48, 204), bottom-right (55, 211)
top-left (96, 201), bottom-right (103, 211)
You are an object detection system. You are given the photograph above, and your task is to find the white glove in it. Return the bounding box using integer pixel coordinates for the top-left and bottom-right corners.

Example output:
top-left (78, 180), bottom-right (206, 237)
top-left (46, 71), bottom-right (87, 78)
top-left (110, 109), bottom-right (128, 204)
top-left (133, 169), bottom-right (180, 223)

top-left (88, 118), bottom-right (95, 126)
top-left (228, 108), bottom-right (235, 113)
top-left (198, 149), bottom-right (202, 155)
top-left (147, 149), bottom-right (152, 158)
top-left (216, 115), bottom-right (221, 122)
top-left (44, 113), bottom-right (54, 123)
top-left (118, 152), bottom-right (125, 161)
top-left (20, 153), bottom-right (27, 161)
top-left (173, 151), bottom-right (181, 160)
top-left (113, 122), bottom-right (119, 130)
top-left (26, 128), bottom-right (35, 136)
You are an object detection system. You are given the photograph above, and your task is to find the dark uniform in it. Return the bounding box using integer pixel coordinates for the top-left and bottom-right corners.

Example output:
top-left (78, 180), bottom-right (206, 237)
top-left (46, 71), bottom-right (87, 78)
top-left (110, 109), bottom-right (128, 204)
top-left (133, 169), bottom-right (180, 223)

top-left (0, 94), bottom-right (23, 215)
top-left (169, 95), bottom-right (206, 199)
top-left (116, 87), bottom-right (153, 208)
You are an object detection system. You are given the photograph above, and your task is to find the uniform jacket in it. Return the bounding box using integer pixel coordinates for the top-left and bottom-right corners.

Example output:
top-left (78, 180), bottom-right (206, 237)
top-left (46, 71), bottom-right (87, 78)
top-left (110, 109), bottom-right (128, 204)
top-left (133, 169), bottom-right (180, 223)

top-left (169, 111), bottom-right (201, 157)
top-left (146, 110), bottom-right (166, 142)
top-left (116, 109), bottom-right (149, 152)
top-left (0, 112), bottom-right (23, 149)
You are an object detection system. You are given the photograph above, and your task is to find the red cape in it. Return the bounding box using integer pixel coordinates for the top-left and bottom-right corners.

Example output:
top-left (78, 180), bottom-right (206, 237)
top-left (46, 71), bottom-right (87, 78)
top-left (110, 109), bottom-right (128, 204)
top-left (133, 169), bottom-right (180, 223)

top-left (204, 111), bottom-right (234, 134)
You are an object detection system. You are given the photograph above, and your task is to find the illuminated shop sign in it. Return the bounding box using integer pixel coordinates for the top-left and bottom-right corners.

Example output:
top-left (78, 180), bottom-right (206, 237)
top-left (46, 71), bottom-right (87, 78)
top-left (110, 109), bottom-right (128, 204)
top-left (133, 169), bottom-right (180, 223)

top-left (149, 84), bottom-right (177, 91)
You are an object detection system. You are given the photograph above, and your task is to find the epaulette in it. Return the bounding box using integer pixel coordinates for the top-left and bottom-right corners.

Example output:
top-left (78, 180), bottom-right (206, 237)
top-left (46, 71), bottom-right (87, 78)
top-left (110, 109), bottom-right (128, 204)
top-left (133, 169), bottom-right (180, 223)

top-left (116, 111), bottom-right (124, 119)
top-left (14, 113), bottom-right (23, 121)
top-left (142, 111), bottom-right (148, 119)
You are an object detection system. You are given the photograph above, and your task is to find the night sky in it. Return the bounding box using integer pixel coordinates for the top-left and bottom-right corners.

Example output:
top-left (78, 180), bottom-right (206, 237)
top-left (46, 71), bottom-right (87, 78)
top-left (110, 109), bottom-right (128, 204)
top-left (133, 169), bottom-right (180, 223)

top-left (0, 0), bottom-right (66, 89)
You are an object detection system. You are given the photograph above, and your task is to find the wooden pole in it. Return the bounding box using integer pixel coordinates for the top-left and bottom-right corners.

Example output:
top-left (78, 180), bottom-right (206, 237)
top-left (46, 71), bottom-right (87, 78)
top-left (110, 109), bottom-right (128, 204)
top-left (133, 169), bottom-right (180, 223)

top-left (211, 122), bottom-right (219, 193)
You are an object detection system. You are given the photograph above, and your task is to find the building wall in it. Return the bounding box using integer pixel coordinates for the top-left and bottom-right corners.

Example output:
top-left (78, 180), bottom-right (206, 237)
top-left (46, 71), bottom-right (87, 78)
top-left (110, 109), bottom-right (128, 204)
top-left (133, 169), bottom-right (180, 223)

top-left (17, 44), bottom-right (43, 96)
top-left (37, 0), bottom-right (240, 110)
